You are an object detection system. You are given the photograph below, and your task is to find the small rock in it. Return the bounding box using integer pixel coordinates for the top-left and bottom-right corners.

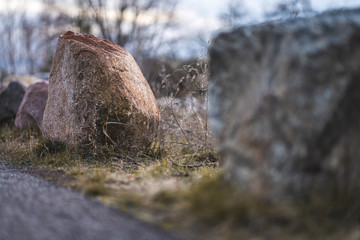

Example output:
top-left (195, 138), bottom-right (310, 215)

top-left (42, 31), bottom-right (160, 151)
top-left (0, 81), bottom-right (26, 124)
top-left (15, 81), bottom-right (49, 130)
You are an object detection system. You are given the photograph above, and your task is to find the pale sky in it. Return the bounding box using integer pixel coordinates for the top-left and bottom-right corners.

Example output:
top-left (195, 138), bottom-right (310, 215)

top-left (1, 0), bottom-right (360, 35)
top-left (1, 0), bottom-right (359, 57)
top-left (177, 0), bottom-right (360, 35)
top-left (171, 0), bottom-right (360, 56)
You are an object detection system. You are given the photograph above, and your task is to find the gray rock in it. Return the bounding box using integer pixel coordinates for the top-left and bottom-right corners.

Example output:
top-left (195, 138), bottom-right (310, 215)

top-left (209, 9), bottom-right (360, 197)
top-left (0, 81), bottom-right (26, 124)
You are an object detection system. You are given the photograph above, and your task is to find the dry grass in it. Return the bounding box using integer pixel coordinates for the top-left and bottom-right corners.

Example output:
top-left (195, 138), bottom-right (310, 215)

top-left (0, 57), bottom-right (223, 238)
top-left (0, 120), bottom-right (222, 238)
top-left (1, 118), bottom-right (359, 239)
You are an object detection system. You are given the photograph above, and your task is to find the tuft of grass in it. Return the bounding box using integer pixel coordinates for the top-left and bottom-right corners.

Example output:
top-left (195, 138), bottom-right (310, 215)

top-left (84, 182), bottom-right (109, 197)
top-left (34, 139), bottom-right (67, 156)
top-left (80, 170), bottom-right (110, 197)
top-left (0, 122), bottom-right (41, 143)
top-left (152, 190), bottom-right (180, 206)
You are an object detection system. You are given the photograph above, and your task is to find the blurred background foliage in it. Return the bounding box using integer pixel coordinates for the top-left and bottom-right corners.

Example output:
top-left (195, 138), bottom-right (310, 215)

top-left (0, 0), bottom-right (348, 96)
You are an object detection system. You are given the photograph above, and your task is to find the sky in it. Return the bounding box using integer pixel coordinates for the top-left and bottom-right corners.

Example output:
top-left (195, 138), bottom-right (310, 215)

top-left (1, 0), bottom-right (360, 58)
top-left (178, 0), bottom-right (360, 20)
top-left (162, 0), bottom-right (358, 56)
top-left (177, 0), bottom-right (360, 37)
top-left (1, 0), bottom-right (360, 37)
top-left (2, 0), bottom-right (360, 30)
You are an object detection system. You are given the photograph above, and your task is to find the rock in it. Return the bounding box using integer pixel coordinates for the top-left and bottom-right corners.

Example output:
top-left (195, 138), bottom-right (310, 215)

top-left (15, 81), bottom-right (49, 130)
top-left (42, 31), bottom-right (160, 150)
top-left (0, 81), bottom-right (26, 124)
top-left (209, 9), bottom-right (360, 197)
top-left (1, 75), bottom-right (42, 90)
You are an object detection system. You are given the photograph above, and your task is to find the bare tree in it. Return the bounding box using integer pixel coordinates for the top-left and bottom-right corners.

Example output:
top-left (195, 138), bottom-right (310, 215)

top-left (38, 0), bottom-right (73, 72)
top-left (78, 0), bottom-right (177, 63)
top-left (76, 0), bottom-right (92, 34)
top-left (0, 0), bottom-right (75, 79)
top-left (0, 7), bottom-right (17, 75)
top-left (0, 0), bottom-right (177, 82)
top-left (21, 14), bottom-right (37, 74)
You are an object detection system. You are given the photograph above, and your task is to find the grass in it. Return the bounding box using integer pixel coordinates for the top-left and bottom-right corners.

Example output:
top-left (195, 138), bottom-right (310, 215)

top-left (1, 121), bottom-right (360, 239)
top-left (0, 119), bottom-right (223, 238)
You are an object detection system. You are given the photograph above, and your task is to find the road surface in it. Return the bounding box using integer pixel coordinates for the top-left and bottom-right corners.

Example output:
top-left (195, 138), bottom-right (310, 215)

top-left (0, 161), bottom-right (182, 240)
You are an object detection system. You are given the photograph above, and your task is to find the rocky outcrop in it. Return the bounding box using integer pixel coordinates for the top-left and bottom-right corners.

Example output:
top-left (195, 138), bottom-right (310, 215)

top-left (42, 31), bottom-right (160, 150)
top-left (15, 81), bottom-right (49, 130)
top-left (0, 81), bottom-right (26, 124)
top-left (209, 9), bottom-right (360, 197)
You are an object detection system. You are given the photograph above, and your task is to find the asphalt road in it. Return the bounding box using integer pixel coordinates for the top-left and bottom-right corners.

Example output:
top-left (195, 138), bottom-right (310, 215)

top-left (0, 161), bottom-right (181, 240)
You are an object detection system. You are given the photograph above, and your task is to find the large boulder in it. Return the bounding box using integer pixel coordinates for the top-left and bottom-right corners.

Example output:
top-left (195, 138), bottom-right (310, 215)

top-left (42, 31), bottom-right (160, 150)
top-left (209, 9), bottom-right (360, 197)
top-left (0, 81), bottom-right (26, 124)
top-left (15, 81), bottom-right (49, 130)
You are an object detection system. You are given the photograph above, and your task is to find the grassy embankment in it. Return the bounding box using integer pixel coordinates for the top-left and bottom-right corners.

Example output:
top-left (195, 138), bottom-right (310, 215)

top-left (2, 122), bottom-right (359, 240)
